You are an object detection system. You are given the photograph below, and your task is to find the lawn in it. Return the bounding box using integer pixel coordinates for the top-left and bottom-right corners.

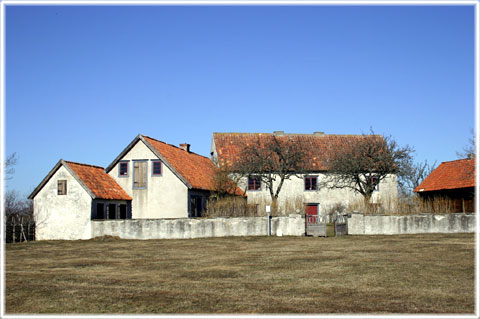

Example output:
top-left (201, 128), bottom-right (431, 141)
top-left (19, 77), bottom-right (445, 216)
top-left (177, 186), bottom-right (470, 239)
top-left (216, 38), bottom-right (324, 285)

top-left (5, 233), bottom-right (475, 314)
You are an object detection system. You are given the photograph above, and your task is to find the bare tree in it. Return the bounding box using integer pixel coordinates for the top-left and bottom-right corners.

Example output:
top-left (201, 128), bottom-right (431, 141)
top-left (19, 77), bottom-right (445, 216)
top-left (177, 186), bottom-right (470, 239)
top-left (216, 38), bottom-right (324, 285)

top-left (5, 152), bottom-right (18, 181)
top-left (211, 165), bottom-right (245, 198)
top-left (399, 159), bottom-right (437, 195)
top-left (323, 130), bottom-right (413, 204)
top-left (233, 135), bottom-right (309, 206)
top-left (457, 128), bottom-right (475, 159)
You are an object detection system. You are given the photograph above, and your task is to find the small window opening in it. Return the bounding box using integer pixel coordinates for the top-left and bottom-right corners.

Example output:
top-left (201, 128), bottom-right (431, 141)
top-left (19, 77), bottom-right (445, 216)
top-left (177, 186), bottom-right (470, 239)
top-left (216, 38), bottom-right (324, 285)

top-left (96, 203), bottom-right (105, 219)
top-left (58, 180), bottom-right (67, 195)
top-left (119, 162), bottom-right (128, 176)
top-left (304, 176), bottom-right (317, 191)
top-left (248, 176), bottom-right (261, 190)
top-left (108, 204), bottom-right (117, 219)
top-left (152, 161), bottom-right (162, 175)
top-left (119, 204), bottom-right (127, 219)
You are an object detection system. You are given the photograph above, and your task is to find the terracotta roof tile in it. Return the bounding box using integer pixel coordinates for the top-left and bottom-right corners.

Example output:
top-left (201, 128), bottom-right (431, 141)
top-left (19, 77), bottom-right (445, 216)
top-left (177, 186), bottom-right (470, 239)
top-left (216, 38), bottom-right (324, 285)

top-left (65, 161), bottom-right (132, 200)
top-left (213, 132), bottom-right (373, 171)
top-left (414, 158), bottom-right (475, 193)
top-left (143, 136), bottom-right (217, 191)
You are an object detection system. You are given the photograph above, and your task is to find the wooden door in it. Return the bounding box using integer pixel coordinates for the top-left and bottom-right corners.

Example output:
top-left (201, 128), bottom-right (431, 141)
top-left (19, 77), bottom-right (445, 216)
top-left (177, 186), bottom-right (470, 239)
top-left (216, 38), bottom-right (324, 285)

top-left (305, 204), bottom-right (318, 216)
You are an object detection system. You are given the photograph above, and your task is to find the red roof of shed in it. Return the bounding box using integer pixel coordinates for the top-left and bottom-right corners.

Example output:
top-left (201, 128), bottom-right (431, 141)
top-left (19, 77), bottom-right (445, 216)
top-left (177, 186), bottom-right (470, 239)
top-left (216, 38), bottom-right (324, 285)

top-left (414, 158), bottom-right (475, 193)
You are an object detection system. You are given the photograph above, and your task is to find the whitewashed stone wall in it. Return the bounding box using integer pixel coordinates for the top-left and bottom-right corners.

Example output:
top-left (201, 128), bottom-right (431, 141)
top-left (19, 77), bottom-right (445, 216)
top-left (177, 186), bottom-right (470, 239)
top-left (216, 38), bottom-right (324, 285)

top-left (108, 140), bottom-right (188, 219)
top-left (348, 212), bottom-right (475, 235)
top-left (33, 166), bottom-right (92, 240)
top-left (92, 215), bottom-right (305, 239)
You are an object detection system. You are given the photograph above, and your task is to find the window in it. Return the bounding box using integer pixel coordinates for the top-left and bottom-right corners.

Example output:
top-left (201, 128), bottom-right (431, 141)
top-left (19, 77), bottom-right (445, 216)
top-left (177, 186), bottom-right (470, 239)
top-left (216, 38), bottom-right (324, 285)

top-left (371, 176), bottom-right (380, 191)
top-left (133, 160), bottom-right (147, 189)
top-left (107, 204), bottom-right (117, 219)
top-left (304, 176), bottom-right (317, 191)
top-left (96, 203), bottom-right (105, 219)
top-left (119, 162), bottom-right (129, 177)
top-left (119, 204), bottom-right (127, 219)
top-left (248, 176), bottom-right (261, 191)
top-left (152, 160), bottom-right (162, 176)
top-left (58, 180), bottom-right (67, 195)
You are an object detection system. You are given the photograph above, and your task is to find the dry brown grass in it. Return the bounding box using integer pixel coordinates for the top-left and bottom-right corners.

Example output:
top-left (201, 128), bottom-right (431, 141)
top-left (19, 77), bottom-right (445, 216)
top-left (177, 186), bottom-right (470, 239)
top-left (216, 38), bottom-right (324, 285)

top-left (5, 234), bottom-right (474, 314)
top-left (348, 195), bottom-right (465, 215)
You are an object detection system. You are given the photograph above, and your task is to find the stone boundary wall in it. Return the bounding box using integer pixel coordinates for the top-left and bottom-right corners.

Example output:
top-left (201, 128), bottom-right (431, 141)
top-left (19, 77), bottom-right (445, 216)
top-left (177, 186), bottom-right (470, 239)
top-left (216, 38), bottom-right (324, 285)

top-left (91, 215), bottom-right (305, 239)
top-left (348, 212), bottom-right (475, 235)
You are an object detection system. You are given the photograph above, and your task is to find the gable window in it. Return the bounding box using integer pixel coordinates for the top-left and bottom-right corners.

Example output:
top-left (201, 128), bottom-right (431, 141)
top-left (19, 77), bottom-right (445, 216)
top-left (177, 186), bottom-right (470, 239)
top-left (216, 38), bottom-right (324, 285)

top-left (58, 180), bottom-right (67, 195)
top-left (304, 176), bottom-right (317, 191)
top-left (152, 160), bottom-right (162, 176)
top-left (133, 160), bottom-right (147, 189)
top-left (119, 161), bottom-right (129, 177)
top-left (248, 176), bottom-right (261, 191)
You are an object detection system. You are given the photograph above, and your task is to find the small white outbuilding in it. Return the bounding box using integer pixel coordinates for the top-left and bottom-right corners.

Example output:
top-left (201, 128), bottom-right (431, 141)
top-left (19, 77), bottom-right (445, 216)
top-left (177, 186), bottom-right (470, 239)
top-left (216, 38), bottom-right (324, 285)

top-left (28, 160), bottom-right (132, 240)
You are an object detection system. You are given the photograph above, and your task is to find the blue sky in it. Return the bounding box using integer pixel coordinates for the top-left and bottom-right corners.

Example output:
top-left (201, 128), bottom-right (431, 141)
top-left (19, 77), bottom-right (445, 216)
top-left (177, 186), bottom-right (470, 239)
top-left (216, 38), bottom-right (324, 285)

top-left (5, 4), bottom-right (475, 196)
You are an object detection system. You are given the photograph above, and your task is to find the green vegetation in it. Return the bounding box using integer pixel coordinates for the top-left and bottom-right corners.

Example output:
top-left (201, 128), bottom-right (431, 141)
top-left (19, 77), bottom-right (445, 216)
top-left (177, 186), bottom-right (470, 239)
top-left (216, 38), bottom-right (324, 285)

top-left (6, 234), bottom-right (474, 314)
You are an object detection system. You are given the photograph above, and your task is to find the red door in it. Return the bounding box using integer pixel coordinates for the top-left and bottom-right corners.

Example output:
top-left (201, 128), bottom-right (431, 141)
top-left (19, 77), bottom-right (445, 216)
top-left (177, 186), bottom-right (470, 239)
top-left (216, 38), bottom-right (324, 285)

top-left (305, 204), bottom-right (318, 216)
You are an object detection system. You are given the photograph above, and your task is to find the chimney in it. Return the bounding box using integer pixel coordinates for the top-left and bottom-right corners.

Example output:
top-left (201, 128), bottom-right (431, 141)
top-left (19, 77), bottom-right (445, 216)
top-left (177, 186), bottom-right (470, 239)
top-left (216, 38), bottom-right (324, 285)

top-left (180, 143), bottom-right (191, 152)
top-left (314, 131), bottom-right (325, 136)
top-left (273, 131), bottom-right (285, 136)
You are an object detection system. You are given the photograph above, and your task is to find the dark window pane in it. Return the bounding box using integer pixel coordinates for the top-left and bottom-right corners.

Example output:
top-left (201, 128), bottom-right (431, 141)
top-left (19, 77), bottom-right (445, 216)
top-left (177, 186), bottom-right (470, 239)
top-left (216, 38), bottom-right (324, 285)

top-left (108, 204), bottom-right (116, 219)
top-left (96, 203), bottom-right (104, 219)
top-left (153, 161), bottom-right (162, 175)
top-left (248, 176), bottom-right (261, 190)
top-left (119, 162), bottom-right (128, 176)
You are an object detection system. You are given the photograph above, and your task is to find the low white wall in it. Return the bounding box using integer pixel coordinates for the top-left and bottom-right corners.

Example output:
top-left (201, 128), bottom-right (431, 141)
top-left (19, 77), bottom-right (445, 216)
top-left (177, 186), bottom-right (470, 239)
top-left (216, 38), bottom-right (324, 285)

top-left (91, 215), bottom-right (305, 239)
top-left (348, 212), bottom-right (475, 235)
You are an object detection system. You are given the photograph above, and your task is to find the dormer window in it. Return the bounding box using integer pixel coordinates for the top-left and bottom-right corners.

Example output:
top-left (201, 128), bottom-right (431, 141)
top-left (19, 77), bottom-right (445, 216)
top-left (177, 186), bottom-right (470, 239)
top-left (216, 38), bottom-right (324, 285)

top-left (119, 161), bottom-right (129, 177)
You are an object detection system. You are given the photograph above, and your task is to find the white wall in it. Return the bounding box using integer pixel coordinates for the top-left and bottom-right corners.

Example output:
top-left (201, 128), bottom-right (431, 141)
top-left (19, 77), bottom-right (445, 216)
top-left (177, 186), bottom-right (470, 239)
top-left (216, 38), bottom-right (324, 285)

top-left (348, 212), bottom-right (475, 235)
top-left (108, 140), bottom-right (188, 218)
top-left (239, 174), bottom-right (398, 214)
top-left (92, 215), bottom-right (305, 239)
top-left (33, 166), bottom-right (92, 240)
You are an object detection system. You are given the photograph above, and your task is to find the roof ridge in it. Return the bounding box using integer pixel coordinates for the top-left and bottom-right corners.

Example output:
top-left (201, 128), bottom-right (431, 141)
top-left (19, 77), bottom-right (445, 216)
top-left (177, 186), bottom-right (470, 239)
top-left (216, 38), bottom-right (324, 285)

top-left (213, 132), bottom-right (375, 137)
top-left (64, 160), bottom-right (104, 169)
top-left (441, 158), bottom-right (475, 164)
top-left (143, 135), bottom-right (210, 160)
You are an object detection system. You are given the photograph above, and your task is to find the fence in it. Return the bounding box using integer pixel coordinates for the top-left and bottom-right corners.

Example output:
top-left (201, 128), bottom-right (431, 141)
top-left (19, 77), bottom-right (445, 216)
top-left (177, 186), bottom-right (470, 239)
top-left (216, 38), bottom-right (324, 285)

top-left (92, 215), bottom-right (305, 240)
top-left (5, 216), bottom-right (35, 243)
top-left (348, 212), bottom-right (475, 235)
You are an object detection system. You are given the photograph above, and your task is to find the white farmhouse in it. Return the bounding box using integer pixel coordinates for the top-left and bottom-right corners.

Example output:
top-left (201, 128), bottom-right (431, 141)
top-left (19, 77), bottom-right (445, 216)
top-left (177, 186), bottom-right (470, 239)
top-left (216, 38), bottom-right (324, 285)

top-left (211, 131), bottom-right (398, 215)
top-left (105, 134), bottom-right (217, 219)
top-left (29, 134), bottom-right (218, 240)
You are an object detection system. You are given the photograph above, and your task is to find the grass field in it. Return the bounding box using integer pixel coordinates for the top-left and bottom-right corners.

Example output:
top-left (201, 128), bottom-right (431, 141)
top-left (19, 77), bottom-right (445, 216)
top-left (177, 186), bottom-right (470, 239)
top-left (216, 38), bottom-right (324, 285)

top-left (5, 234), bottom-right (475, 314)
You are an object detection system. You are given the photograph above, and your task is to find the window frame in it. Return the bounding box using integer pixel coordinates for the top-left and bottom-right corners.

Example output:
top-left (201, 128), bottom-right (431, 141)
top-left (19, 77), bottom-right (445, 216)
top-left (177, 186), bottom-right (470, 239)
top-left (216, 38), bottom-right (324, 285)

top-left (247, 175), bottom-right (262, 191)
top-left (57, 179), bottom-right (67, 195)
top-left (151, 160), bottom-right (162, 176)
top-left (304, 175), bottom-right (318, 191)
top-left (118, 161), bottom-right (129, 178)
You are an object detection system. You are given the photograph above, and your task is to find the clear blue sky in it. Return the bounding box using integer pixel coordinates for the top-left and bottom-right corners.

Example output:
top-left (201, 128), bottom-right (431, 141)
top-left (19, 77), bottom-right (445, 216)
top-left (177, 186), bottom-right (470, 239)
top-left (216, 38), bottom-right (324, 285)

top-left (5, 4), bottom-right (475, 196)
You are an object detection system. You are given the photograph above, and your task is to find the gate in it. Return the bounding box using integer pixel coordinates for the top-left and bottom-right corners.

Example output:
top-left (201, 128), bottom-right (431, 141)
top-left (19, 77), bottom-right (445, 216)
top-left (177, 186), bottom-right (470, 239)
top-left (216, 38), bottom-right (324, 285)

top-left (305, 214), bottom-right (327, 237)
top-left (334, 214), bottom-right (348, 236)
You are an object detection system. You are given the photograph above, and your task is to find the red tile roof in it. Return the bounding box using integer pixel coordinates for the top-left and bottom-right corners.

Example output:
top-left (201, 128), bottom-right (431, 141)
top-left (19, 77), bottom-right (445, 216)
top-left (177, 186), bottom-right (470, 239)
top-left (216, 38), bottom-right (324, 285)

top-left (143, 136), bottom-right (217, 191)
top-left (414, 158), bottom-right (475, 193)
top-left (212, 132), bottom-right (375, 171)
top-left (65, 161), bottom-right (132, 200)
